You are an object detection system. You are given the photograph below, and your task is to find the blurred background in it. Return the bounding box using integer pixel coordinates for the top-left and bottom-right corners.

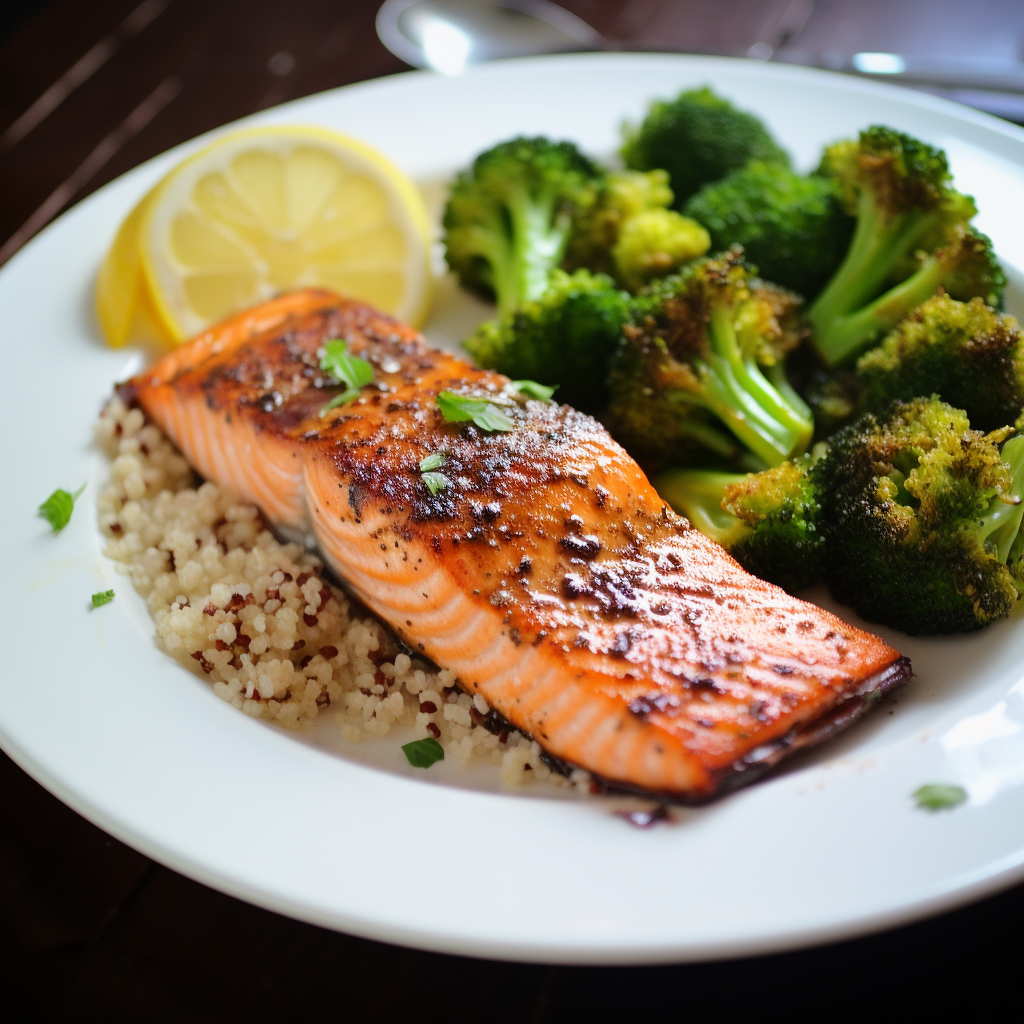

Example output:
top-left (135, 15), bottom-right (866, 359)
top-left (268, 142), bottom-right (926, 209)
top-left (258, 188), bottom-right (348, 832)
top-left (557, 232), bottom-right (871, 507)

top-left (3, 1), bottom-right (1024, 1018)
top-left (3, 0), bottom-right (1024, 264)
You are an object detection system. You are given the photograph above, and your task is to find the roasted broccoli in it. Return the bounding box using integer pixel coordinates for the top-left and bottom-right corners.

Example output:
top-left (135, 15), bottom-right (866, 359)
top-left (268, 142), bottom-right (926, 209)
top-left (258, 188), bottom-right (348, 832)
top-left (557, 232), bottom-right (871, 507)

top-left (621, 86), bottom-right (790, 205)
top-left (462, 269), bottom-right (630, 413)
top-left (605, 250), bottom-right (813, 471)
top-left (655, 457), bottom-right (824, 591)
top-left (818, 398), bottom-right (1024, 634)
top-left (857, 295), bottom-right (1024, 431)
top-left (442, 136), bottom-right (601, 317)
top-left (683, 161), bottom-right (854, 300)
top-left (807, 126), bottom-right (1005, 367)
top-left (797, 294), bottom-right (1024, 437)
top-left (659, 396), bottom-right (1024, 633)
top-left (564, 169), bottom-right (710, 290)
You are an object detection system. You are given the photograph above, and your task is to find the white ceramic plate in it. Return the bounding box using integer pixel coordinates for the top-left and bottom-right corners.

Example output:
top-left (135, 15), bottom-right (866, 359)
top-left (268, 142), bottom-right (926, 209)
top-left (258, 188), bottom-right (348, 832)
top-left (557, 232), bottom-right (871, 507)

top-left (4, 53), bottom-right (1024, 965)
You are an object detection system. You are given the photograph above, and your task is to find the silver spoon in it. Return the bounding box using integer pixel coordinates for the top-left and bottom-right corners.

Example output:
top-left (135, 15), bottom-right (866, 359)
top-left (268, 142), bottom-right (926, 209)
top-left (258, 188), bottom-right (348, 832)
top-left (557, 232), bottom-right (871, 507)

top-left (375, 0), bottom-right (602, 75)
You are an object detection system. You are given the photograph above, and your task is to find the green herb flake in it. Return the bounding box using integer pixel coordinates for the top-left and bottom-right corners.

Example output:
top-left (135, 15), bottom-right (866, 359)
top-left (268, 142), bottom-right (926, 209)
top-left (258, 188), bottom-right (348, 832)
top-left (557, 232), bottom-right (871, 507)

top-left (508, 379), bottom-right (557, 401)
top-left (418, 453), bottom-right (447, 472)
top-left (402, 737), bottom-right (445, 768)
top-left (91, 590), bottom-right (115, 608)
top-left (319, 339), bottom-right (374, 416)
top-left (436, 391), bottom-right (515, 433)
top-left (320, 339), bottom-right (375, 388)
top-left (913, 783), bottom-right (967, 811)
top-left (421, 471), bottom-right (449, 495)
top-left (319, 388), bottom-right (363, 416)
top-left (39, 484), bottom-right (85, 532)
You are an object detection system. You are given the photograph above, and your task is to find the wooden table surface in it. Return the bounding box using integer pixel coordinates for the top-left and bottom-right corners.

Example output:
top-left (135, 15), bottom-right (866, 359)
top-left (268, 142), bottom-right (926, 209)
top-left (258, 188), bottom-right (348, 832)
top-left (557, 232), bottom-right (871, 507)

top-left (3, 1), bottom-right (1024, 1018)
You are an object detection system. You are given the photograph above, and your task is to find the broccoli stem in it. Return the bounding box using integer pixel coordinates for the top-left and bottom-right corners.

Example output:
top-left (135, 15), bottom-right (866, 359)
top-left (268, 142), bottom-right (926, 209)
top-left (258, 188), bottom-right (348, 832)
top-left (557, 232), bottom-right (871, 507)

top-left (811, 249), bottom-right (951, 367)
top-left (657, 403), bottom-right (758, 464)
top-left (808, 190), bottom-right (934, 365)
top-left (666, 365), bottom-right (777, 468)
top-left (500, 184), bottom-right (571, 317)
top-left (977, 435), bottom-right (1024, 563)
top-left (765, 363), bottom-right (813, 423)
top-left (679, 305), bottom-right (814, 467)
top-left (653, 468), bottom-right (750, 545)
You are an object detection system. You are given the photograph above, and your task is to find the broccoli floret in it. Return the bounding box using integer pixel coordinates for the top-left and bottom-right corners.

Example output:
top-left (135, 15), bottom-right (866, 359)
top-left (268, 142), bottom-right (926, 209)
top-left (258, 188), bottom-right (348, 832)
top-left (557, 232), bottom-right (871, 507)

top-left (817, 397), bottom-right (1024, 634)
top-left (857, 295), bottom-right (1024, 431)
top-left (683, 161), bottom-right (854, 300)
top-left (612, 209), bottom-right (710, 292)
top-left (564, 169), bottom-right (710, 290)
top-left (621, 86), bottom-right (790, 205)
top-left (722, 456), bottom-right (825, 590)
top-left (442, 137), bottom-right (601, 318)
top-left (463, 269), bottom-right (630, 413)
top-left (605, 250), bottom-right (814, 471)
top-left (941, 227), bottom-right (1006, 306)
top-left (654, 458), bottom-right (824, 591)
top-left (808, 126), bottom-right (1005, 366)
top-left (564, 169), bottom-right (674, 277)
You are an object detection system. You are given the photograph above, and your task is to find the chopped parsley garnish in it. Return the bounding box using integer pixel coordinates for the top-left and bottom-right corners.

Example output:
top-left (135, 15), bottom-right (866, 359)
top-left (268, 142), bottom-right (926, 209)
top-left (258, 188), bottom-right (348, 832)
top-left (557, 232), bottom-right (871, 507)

top-left (91, 590), bottom-right (115, 608)
top-left (320, 389), bottom-right (363, 415)
top-left (508, 379), bottom-right (557, 401)
top-left (419, 453), bottom-right (449, 494)
top-left (319, 339), bottom-right (374, 415)
top-left (913, 783), bottom-right (967, 811)
top-left (421, 471), bottom-right (449, 495)
top-left (39, 484), bottom-right (85, 532)
top-left (401, 737), bottom-right (445, 768)
top-left (418, 453), bottom-right (447, 472)
top-left (436, 391), bottom-right (514, 433)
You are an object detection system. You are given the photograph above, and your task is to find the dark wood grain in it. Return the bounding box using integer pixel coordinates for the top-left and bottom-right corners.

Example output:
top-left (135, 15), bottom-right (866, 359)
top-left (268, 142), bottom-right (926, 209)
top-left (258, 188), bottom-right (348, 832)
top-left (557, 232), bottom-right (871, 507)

top-left (2, 1), bottom-right (1024, 1016)
top-left (3, 0), bottom-right (1022, 261)
top-left (0, 0), bottom-right (408, 261)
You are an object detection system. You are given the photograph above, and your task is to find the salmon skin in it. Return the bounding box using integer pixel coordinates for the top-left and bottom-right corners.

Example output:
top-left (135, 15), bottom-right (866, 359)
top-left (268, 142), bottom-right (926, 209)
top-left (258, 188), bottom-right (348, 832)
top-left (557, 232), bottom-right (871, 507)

top-left (123, 288), bottom-right (911, 801)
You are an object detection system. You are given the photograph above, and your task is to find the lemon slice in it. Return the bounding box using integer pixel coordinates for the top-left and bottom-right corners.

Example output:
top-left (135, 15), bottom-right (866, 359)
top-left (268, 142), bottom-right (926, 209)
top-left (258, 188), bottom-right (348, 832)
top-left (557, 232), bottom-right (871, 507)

top-left (135, 125), bottom-right (432, 342)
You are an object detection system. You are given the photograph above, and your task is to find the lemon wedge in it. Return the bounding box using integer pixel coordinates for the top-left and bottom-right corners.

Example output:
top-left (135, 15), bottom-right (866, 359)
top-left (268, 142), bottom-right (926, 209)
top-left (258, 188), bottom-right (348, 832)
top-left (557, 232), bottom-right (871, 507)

top-left (98, 125), bottom-right (432, 346)
top-left (95, 187), bottom-right (175, 348)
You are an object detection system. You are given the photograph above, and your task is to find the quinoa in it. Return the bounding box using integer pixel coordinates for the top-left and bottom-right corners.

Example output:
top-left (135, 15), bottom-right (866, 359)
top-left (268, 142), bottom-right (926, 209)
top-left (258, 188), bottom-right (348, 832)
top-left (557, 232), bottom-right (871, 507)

top-left (96, 396), bottom-right (589, 788)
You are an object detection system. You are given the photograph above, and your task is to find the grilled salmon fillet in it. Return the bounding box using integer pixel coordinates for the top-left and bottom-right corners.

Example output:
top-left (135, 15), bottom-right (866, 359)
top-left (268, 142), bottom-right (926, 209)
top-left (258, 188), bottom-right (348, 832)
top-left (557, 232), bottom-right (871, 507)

top-left (123, 288), bottom-right (911, 801)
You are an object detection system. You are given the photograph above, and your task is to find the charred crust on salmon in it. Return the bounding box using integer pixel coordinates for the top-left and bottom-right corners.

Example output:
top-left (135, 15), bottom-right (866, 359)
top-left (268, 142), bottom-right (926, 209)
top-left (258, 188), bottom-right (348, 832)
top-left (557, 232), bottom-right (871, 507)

top-left (127, 289), bottom-right (914, 801)
top-left (707, 655), bottom-right (914, 799)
